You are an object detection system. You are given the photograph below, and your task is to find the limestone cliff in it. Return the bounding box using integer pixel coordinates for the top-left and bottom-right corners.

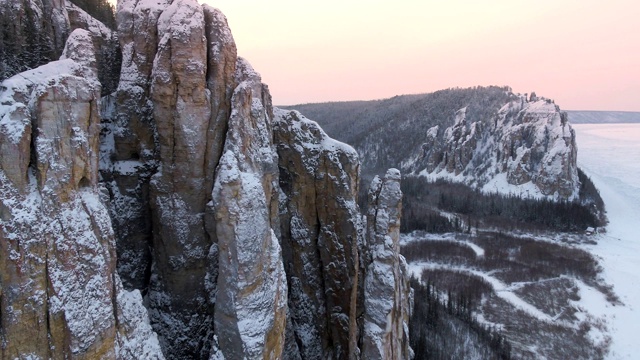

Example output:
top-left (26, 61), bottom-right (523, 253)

top-left (286, 87), bottom-right (580, 200)
top-left (1, 2), bottom-right (414, 359)
top-left (410, 96), bottom-right (579, 199)
top-left (102, 0), bottom-right (288, 357)
top-left (0, 29), bottom-right (163, 359)
top-left (274, 109), bottom-right (361, 359)
top-left (273, 110), bottom-right (414, 360)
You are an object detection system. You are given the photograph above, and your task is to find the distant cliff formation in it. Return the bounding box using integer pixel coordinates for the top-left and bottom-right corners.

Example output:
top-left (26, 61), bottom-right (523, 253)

top-left (0, 1), bottom-right (412, 359)
top-left (287, 88), bottom-right (580, 199)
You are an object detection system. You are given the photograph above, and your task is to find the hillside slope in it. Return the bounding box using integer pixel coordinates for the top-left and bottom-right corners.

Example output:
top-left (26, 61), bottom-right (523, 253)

top-left (285, 87), bottom-right (579, 199)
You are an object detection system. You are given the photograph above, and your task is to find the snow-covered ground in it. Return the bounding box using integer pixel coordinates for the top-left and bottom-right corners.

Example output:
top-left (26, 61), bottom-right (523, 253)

top-left (573, 124), bottom-right (640, 359)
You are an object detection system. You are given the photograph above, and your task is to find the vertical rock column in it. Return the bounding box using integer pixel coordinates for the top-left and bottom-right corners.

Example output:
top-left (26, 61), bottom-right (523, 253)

top-left (146, 0), bottom-right (213, 357)
top-left (274, 109), bottom-right (361, 360)
top-left (210, 58), bottom-right (287, 359)
top-left (361, 168), bottom-right (413, 360)
top-left (102, 0), bottom-right (170, 290)
top-left (0, 29), bottom-right (163, 360)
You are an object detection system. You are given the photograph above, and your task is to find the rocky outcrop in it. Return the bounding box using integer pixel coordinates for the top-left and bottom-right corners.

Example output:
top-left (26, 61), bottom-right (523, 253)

top-left (286, 87), bottom-right (579, 200)
top-left (66, 1), bottom-right (120, 95)
top-left (0, 29), bottom-right (163, 359)
top-left (411, 96), bottom-right (579, 199)
top-left (361, 169), bottom-right (413, 359)
top-left (1, 2), bottom-right (415, 359)
top-left (274, 109), bottom-right (361, 359)
top-left (99, 0), bottom-right (170, 292)
top-left (211, 59), bottom-right (287, 359)
top-left (146, 0), bottom-right (215, 355)
top-left (104, 1), bottom-right (287, 358)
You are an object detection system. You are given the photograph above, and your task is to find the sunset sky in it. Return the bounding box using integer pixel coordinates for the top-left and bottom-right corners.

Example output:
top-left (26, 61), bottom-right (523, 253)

top-left (113, 1), bottom-right (640, 111)
top-left (203, 1), bottom-right (639, 111)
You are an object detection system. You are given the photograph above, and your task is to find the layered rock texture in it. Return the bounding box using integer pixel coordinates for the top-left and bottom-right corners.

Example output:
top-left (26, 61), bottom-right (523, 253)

top-left (286, 87), bottom-right (580, 200)
top-left (0, 29), bottom-right (163, 359)
top-left (1, 1), bottom-right (413, 359)
top-left (274, 109), bottom-right (361, 359)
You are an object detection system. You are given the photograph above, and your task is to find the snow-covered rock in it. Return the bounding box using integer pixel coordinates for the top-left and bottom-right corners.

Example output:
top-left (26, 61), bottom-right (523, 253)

top-left (288, 88), bottom-right (580, 200)
top-left (361, 169), bottom-right (413, 359)
top-left (106, 1), bottom-right (287, 357)
top-left (146, 0), bottom-right (215, 355)
top-left (0, 2), bottom-right (416, 359)
top-left (99, 0), bottom-right (171, 291)
top-left (211, 58), bottom-right (287, 360)
top-left (0, 28), bottom-right (163, 360)
top-left (274, 109), bottom-right (361, 359)
top-left (412, 97), bottom-right (579, 199)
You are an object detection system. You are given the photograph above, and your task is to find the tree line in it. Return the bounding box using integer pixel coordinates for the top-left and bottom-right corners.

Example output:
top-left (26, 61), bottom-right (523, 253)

top-left (400, 174), bottom-right (605, 233)
top-left (409, 276), bottom-right (512, 360)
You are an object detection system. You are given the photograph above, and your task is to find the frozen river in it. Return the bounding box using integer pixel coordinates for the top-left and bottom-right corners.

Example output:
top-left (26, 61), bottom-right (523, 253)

top-left (573, 123), bottom-right (640, 359)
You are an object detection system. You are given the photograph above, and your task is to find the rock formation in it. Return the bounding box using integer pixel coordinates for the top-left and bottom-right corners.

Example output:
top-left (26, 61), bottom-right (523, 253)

top-left (413, 97), bottom-right (579, 198)
top-left (361, 169), bottom-right (413, 359)
top-left (285, 87), bottom-right (580, 200)
top-left (0, 29), bottom-right (163, 359)
top-left (1, 1), bottom-right (414, 359)
top-left (274, 109), bottom-right (361, 359)
top-left (146, 0), bottom-right (216, 355)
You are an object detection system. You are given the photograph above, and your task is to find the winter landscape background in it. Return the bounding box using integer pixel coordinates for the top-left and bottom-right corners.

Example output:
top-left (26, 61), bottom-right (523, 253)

top-left (572, 123), bottom-right (640, 359)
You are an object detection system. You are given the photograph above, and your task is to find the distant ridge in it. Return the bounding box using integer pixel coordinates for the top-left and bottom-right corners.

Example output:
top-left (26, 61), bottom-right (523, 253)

top-left (567, 110), bottom-right (640, 124)
top-left (284, 87), bottom-right (581, 199)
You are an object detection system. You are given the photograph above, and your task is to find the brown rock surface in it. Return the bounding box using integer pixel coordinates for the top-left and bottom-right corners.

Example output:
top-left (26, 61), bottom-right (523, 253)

top-left (146, 0), bottom-right (214, 356)
top-left (0, 29), bottom-right (163, 360)
top-left (274, 109), bottom-right (361, 360)
top-left (210, 58), bottom-right (287, 360)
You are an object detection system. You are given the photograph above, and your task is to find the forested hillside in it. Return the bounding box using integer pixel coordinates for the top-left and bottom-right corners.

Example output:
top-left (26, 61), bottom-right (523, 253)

top-left (284, 86), bottom-right (515, 176)
top-left (69, 0), bottom-right (116, 29)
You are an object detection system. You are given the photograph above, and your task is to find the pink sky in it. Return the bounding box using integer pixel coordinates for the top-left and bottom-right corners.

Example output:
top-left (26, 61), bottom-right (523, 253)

top-left (110, 1), bottom-right (639, 111)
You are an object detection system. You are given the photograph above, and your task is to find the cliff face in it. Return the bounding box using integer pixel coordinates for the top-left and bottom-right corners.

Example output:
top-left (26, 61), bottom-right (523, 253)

top-left (0, 0), bottom-right (70, 78)
top-left (0, 29), bottom-right (163, 360)
top-left (1, 1), bottom-right (413, 359)
top-left (286, 88), bottom-right (580, 200)
top-left (274, 109), bottom-right (361, 359)
top-left (410, 96), bottom-right (579, 199)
